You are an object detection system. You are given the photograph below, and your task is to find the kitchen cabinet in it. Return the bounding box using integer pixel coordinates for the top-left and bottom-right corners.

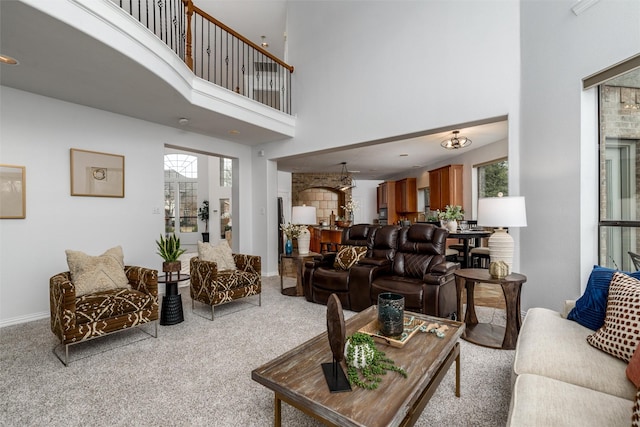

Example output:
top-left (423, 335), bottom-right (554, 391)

top-left (396, 178), bottom-right (417, 213)
top-left (429, 165), bottom-right (463, 211)
top-left (377, 181), bottom-right (394, 210)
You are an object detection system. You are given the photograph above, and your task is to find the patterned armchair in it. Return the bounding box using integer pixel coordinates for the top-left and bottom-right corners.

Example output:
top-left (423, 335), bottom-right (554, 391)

top-left (49, 266), bottom-right (158, 366)
top-left (189, 253), bottom-right (261, 320)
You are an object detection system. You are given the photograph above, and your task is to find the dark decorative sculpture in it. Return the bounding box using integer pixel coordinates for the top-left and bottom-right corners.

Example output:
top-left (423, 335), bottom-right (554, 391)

top-left (322, 293), bottom-right (351, 392)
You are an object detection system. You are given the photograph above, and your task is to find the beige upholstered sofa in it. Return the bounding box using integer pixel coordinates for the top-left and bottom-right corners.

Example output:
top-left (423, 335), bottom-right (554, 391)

top-left (507, 302), bottom-right (634, 426)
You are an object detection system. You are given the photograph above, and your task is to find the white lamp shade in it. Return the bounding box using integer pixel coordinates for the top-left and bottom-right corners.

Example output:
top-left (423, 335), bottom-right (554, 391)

top-left (477, 196), bottom-right (527, 228)
top-left (291, 205), bottom-right (317, 225)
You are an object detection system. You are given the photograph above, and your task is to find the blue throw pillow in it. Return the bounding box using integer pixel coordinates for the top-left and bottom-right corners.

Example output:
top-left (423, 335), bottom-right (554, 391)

top-left (567, 265), bottom-right (640, 330)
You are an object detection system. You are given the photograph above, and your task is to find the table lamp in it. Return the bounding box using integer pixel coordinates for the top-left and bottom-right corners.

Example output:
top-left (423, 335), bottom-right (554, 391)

top-left (292, 205), bottom-right (317, 255)
top-left (477, 194), bottom-right (527, 276)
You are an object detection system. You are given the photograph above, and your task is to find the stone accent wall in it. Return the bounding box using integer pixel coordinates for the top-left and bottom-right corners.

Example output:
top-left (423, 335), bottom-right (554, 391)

top-left (292, 173), bottom-right (352, 223)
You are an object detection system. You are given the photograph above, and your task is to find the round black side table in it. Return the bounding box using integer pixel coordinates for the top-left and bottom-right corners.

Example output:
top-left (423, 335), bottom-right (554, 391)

top-left (158, 272), bottom-right (190, 325)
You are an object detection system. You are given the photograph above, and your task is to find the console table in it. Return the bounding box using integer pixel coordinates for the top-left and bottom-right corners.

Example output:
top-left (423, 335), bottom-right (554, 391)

top-left (454, 268), bottom-right (526, 350)
top-left (158, 272), bottom-right (190, 325)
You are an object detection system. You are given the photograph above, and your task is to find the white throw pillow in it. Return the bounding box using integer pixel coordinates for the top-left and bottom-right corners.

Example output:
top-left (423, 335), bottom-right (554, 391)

top-left (65, 246), bottom-right (130, 297)
top-left (198, 240), bottom-right (237, 271)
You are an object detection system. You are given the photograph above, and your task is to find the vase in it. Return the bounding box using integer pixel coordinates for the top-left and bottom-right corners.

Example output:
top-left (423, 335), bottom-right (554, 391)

top-left (285, 239), bottom-right (293, 255)
top-left (378, 292), bottom-right (404, 338)
top-left (442, 220), bottom-right (458, 233)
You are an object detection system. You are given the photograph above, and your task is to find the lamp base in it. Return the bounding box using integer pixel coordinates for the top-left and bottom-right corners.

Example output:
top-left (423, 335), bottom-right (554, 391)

top-left (488, 228), bottom-right (513, 275)
top-left (298, 226), bottom-right (311, 255)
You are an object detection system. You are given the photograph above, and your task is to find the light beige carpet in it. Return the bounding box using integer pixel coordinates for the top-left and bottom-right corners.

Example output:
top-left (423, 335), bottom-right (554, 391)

top-left (0, 276), bottom-right (513, 426)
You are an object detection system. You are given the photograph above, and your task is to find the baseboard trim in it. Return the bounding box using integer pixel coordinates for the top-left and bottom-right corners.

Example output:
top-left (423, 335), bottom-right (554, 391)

top-left (0, 311), bottom-right (49, 328)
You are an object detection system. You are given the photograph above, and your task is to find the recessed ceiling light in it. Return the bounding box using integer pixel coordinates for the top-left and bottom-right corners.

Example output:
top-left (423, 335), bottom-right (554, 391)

top-left (0, 54), bottom-right (18, 65)
top-left (178, 118), bottom-right (189, 125)
top-left (229, 129), bottom-right (240, 135)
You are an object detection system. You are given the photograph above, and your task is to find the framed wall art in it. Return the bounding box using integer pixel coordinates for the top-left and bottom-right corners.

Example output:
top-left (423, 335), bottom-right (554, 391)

top-left (70, 148), bottom-right (125, 197)
top-left (0, 164), bottom-right (26, 219)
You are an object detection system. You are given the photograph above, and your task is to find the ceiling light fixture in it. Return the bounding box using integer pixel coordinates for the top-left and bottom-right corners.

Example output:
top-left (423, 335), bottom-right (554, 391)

top-left (178, 118), bottom-right (189, 126)
top-left (441, 130), bottom-right (472, 150)
top-left (336, 162), bottom-right (355, 191)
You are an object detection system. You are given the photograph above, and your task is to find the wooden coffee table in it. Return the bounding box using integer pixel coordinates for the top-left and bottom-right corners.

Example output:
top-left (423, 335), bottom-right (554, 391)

top-left (252, 305), bottom-right (464, 427)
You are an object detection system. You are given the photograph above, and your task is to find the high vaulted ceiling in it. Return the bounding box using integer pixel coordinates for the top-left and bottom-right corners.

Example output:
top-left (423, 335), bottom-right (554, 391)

top-left (0, 0), bottom-right (508, 180)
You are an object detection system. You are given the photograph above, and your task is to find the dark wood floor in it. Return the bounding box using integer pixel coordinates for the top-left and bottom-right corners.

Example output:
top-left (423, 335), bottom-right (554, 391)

top-left (465, 283), bottom-right (506, 310)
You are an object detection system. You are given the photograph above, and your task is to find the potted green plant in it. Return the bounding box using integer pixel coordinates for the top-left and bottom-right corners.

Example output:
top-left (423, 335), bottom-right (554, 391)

top-left (438, 205), bottom-right (464, 232)
top-left (156, 233), bottom-right (186, 273)
top-left (198, 200), bottom-right (210, 242)
top-left (344, 332), bottom-right (407, 389)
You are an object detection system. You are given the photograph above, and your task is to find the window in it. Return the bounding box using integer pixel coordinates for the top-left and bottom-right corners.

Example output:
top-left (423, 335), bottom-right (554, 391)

top-left (220, 157), bottom-right (232, 187)
top-left (164, 154), bottom-right (198, 233)
top-left (478, 159), bottom-right (508, 198)
top-left (598, 67), bottom-right (640, 270)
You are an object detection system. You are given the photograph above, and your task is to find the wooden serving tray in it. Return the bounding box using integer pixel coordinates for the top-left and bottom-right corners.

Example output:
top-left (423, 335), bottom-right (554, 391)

top-left (358, 316), bottom-right (425, 348)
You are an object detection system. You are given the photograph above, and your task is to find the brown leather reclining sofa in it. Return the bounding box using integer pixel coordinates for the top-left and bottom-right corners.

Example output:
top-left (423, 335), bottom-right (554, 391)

top-left (303, 223), bottom-right (459, 318)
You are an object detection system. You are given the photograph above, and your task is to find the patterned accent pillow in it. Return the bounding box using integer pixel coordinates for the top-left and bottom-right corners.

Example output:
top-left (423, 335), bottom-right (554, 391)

top-left (198, 240), bottom-right (237, 271)
top-left (66, 246), bottom-right (130, 297)
top-left (568, 265), bottom-right (640, 330)
top-left (587, 272), bottom-right (640, 362)
top-left (333, 245), bottom-right (367, 270)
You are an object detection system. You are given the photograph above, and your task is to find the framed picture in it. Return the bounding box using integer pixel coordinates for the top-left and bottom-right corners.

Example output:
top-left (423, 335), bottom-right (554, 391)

top-left (0, 164), bottom-right (26, 219)
top-left (70, 148), bottom-right (125, 197)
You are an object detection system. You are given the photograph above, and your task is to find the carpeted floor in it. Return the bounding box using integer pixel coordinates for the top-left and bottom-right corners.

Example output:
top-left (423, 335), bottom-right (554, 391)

top-left (0, 276), bottom-right (514, 426)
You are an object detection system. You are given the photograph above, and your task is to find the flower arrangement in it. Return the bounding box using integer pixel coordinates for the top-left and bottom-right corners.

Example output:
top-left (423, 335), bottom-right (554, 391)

top-left (437, 205), bottom-right (464, 221)
top-left (341, 198), bottom-right (360, 216)
top-left (280, 222), bottom-right (303, 240)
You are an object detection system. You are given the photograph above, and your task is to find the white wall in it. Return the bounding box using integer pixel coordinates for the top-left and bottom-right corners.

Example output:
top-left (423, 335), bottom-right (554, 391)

top-left (351, 180), bottom-right (381, 225)
top-left (520, 0), bottom-right (640, 311)
top-left (253, 0), bottom-right (520, 286)
top-left (0, 87), bottom-right (256, 325)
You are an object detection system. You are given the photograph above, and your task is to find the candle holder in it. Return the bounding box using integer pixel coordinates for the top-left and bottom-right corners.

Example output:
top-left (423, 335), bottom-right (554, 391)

top-left (378, 293), bottom-right (404, 338)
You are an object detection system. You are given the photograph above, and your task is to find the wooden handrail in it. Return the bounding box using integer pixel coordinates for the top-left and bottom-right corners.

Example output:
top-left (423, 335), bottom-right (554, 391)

top-left (183, 0), bottom-right (194, 70)
top-left (189, 2), bottom-right (294, 73)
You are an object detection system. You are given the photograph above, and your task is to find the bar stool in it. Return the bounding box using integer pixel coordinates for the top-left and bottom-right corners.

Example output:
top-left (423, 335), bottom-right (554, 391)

top-left (320, 242), bottom-right (336, 253)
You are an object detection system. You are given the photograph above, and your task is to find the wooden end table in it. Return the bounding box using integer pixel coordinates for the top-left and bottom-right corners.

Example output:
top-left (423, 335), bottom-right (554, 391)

top-left (279, 251), bottom-right (319, 296)
top-left (455, 268), bottom-right (526, 350)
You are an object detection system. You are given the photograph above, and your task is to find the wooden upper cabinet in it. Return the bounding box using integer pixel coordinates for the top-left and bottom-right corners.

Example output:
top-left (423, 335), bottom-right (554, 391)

top-left (396, 178), bottom-right (417, 213)
top-left (429, 165), bottom-right (463, 211)
top-left (377, 181), bottom-right (393, 209)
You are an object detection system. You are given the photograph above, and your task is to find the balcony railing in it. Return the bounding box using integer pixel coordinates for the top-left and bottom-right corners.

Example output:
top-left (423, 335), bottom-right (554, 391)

top-left (113, 0), bottom-right (293, 115)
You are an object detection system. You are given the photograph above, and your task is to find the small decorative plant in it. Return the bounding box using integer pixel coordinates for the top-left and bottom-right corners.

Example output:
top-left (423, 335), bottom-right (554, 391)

top-left (156, 233), bottom-right (186, 272)
top-left (197, 200), bottom-right (210, 233)
top-left (438, 205), bottom-right (464, 221)
top-left (341, 198), bottom-right (360, 218)
top-left (344, 332), bottom-right (407, 390)
top-left (280, 222), bottom-right (303, 240)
